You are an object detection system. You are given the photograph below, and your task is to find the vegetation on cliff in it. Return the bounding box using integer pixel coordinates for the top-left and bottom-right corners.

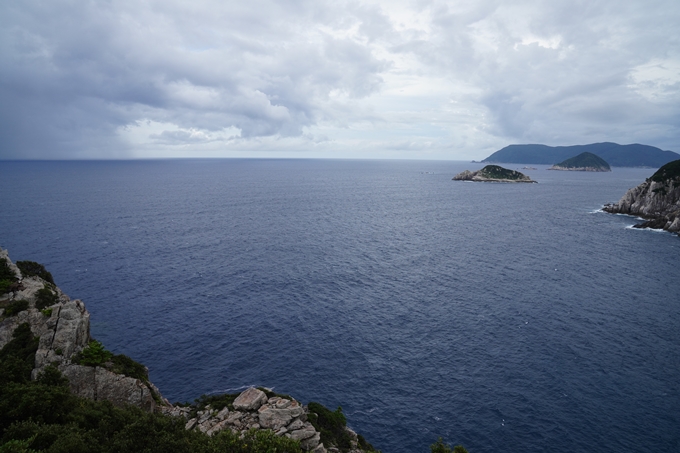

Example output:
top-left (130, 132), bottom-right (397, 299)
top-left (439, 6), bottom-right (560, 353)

top-left (0, 257), bottom-right (18, 295)
top-left (649, 159), bottom-right (680, 183)
top-left (16, 261), bottom-right (54, 285)
top-left (0, 323), bottom-right (305, 453)
top-left (549, 152), bottom-right (611, 171)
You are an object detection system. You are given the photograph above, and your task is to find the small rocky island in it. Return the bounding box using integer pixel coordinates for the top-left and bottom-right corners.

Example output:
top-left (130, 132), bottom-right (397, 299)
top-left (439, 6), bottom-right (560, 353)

top-left (453, 165), bottom-right (536, 183)
top-left (603, 159), bottom-right (680, 233)
top-left (548, 152), bottom-right (611, 172)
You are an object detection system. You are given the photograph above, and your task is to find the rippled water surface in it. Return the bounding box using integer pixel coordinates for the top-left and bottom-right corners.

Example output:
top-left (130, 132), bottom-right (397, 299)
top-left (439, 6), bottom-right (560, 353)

top-left (1, 159), bottom-right (678, 452)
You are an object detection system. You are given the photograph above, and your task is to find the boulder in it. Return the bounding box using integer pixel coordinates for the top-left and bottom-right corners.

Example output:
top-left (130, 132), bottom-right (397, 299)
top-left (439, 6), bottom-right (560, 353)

top-left (233, 387), bottom-right (268, 411)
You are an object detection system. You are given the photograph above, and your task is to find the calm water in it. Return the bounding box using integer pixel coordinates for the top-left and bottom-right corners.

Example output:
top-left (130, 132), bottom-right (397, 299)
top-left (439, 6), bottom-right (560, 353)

top-left (1, 159), bottom-right (678, 453)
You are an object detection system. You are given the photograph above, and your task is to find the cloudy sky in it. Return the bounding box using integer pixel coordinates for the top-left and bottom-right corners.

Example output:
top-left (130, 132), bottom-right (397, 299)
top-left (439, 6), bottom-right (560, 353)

top-left (1, 0), bottom-right (678, 160)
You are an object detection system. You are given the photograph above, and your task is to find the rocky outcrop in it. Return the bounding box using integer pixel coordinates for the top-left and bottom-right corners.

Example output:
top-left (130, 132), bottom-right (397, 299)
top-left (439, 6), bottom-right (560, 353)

top-left (453, 165), bottom-right (536, 183)
top-left (0, 250), bottom-right (161, 411)
top-left (603, 160), bottom-right (680, 233)
top-left (163, 388), bottom-right (328, 452)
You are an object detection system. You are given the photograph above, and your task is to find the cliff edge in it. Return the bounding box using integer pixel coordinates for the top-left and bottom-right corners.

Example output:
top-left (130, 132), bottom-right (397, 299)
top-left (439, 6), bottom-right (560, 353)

top-left (602, 160), bottom-right (680, 233)
top-left (0, 249), bottom-right (374, 453)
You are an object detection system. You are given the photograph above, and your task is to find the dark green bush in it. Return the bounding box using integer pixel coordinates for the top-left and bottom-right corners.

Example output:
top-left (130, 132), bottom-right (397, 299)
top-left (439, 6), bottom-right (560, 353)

top-left (34, 286), bottom-right (58, 310)
top-left (72, 341), bottom-right (112, 367)
top-left (0, 259), bottom-right (18, 283)
top-left (0, 258), bottom-right (18, 295)
top-left (15, 261), bottom-right (54, 285)
top-left (0, 280), bottom-right (12, 295)
top-left (3, 300), bottom-right (29, 317)
top-left (109, 354), bottom-right (148, 382)
top-left (430, 438), bottom-right (469, 453)
top-left (307, 402), bottom-right (352, 451)
top-left (0, 323), bottom-right (39, 385)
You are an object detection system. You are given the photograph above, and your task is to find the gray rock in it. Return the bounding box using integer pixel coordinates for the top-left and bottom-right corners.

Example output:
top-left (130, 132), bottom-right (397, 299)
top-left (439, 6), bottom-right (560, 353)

top-left (59, 364), bottom-right (156, 411)
top-left (603, 173), bottom-right (680, 233)
top-left (258, 406), bottom-right (295, 430)
top-left (287, 419), bottom-right (304, 431)
top-left (233, 387), bottom-right (268, 411)
top-left (216, 406), bottom-right (230, 420)
top-left (312, 444), bottom-right (327, 453)
top-left (185, 418), bottom-right (197, 430)
top-left (300, 431), bottom-right (322, 450)
top-left (289, 427), bottom-right (317, 441)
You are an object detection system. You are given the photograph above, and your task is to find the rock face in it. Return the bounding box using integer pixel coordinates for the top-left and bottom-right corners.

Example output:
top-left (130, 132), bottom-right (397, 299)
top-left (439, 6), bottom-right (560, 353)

top-left (0, 250), bottom-right (162, 412)
top-left (453, 165), bottom-right (537, 183)
top-left (548, 151), bottom-right (611, 172)
top-left (167, 389), bottom-right (347, 452)
top-left (603, 160), bottom-right (680, 233)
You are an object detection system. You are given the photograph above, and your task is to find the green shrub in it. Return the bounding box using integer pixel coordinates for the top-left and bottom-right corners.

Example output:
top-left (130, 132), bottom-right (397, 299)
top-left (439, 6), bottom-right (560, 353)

top-left (15, 261), bottom-right (54, 285)
top-left (0, 259), bottom-right (18, 284)
top-left (307, 402), bottom-right (352, 451)
top-left (3, 300), bottom-right (29, 317)
top-left (72, 341), bottom-right (112, 367)
top-left (34, 286), bottom-right (58, 310)
top-left (40, 308), bottom-right (53, 317)
top-left (0, 280), bottom-right (13, 295)
top-left (0, 323), bottom-right (39, 385)
top-left (430, 438), bottom-right (469, 453)
top-left (109, 354), bottom-right (148, 382)
top-left (0, 258), bottom-right (18, 295)
top-left (358, 433), bottom-right (377, 451)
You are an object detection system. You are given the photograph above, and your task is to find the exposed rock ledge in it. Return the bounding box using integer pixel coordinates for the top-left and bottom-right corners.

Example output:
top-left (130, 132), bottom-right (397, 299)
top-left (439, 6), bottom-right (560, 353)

top-left (0, 249), bottom-right (370, 453)
top-left (602, 160), bottom-right (680, 233)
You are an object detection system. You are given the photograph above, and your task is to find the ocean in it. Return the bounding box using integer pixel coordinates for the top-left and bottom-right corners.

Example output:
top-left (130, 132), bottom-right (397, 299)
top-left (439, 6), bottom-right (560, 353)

top-left (1, 159), bottom-right (678, 452)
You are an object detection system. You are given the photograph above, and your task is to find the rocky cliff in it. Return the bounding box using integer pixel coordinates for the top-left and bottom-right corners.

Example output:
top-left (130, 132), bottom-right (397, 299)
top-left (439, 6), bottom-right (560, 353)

top-left (602, 160), bottom-right (680, 233)
top-left (0, 249), bottom-right (160, 412)
top-left (0, 249), bottom-right (372, 453)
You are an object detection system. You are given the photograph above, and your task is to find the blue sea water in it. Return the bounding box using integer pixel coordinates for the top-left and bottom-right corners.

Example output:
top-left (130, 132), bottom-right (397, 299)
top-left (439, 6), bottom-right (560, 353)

top-left (0, 159), bottom-right (678, 453)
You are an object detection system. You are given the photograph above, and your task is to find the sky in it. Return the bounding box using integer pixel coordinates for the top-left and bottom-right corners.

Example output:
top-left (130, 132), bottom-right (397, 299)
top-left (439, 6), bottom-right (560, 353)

top-left (1, 0), bottom-right (679, 161)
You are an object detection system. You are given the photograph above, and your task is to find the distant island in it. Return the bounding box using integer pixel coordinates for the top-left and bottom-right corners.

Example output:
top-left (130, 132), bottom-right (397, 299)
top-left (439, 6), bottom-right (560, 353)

top-left (482, 142), bottom-right (679, 168)
top-left (453, 165), bottom-right (536, 183)
top-left (548, 152), bottom-right (611, 172)
top-left (603, 159), bottom-right (680, 233)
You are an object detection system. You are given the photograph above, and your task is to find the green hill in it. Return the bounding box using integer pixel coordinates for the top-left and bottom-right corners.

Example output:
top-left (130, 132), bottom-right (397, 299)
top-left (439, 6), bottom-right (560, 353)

top-left (650, 159), bottom-right (680, 183)
top-left (549, 152), bottom-right (611, 171)
top-left (482, 142), bottom-right (679, 167)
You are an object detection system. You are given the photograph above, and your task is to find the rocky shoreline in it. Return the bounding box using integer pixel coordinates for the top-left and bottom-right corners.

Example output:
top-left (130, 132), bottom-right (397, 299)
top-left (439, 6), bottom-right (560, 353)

top-left (602, 160), bottom-right (680, 234)
top-left (0, 249), bottom-right (372, 453)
